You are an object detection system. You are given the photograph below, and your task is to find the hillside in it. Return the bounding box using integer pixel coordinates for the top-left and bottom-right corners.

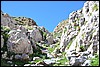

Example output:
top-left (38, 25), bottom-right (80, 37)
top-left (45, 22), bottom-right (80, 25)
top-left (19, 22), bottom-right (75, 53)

top-left (1, 1), bottom-right (99, 66)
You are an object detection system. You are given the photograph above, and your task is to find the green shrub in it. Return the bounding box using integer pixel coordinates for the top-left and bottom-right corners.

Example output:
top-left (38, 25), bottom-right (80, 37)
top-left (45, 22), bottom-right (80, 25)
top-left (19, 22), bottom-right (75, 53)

top-left (64, 27), bottom-right (67, 33)
top-left (92, 4), bottom-right (98, 11)
top-left (43, 32), bottom-right (47, 40)
top-left (14, 18), bottom-right (19, 21)
top-left (24, 25), bottom-right (33, 30)
top-left (1, 26), bottom-right (11, 52)
top-left (80, 45), bottom-right (85, 52)
top-left (90, 54), bottom-right (99, 66)
top-left (17, 21), bottom-right (25, 25)
top-left (1, 26), bottom-right (10, 33)
top-left (74, 26), bottom-right (77, 30)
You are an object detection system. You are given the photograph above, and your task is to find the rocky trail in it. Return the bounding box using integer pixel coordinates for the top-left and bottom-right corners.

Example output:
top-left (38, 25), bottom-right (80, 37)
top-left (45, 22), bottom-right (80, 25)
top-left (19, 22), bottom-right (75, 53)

top-left (1, 1), bottom-right (99, 66)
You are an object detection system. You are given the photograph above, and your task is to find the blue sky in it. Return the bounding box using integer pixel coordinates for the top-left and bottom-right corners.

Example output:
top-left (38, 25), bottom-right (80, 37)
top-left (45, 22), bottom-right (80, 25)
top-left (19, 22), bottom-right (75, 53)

top-left (1, 1), bottom-right (86, 32)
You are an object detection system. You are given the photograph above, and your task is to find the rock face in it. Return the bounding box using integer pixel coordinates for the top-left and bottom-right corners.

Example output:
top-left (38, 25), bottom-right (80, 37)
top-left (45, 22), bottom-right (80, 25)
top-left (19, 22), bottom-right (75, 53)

top-left (15, 54), bottom-right (30, 60)
top-left (53, 20), bottom-right (68, 39)
top-left (54, 1), bottom-right (99, 66)
top-left (1, 11), bottom-right (17, 30)
top-left (1, 11), bottom-right (37, 30)
top-left (59, 1), bottom-right (99, 53)
top-left (46, 34), bottom-right (54, 45)
top-left (30, 27), bottom-right (42, 42)
top-left (7, 29), bottom-right (33, 54)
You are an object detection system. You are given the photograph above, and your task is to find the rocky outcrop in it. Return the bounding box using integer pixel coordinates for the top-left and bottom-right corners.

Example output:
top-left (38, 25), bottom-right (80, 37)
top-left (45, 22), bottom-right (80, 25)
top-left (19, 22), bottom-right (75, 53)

top-left (14, 54), bottom-right (30, 60)
top-left (46, 34), bottom-right (54, 45)
top-left (12, 16), bottom-right (37, 26)
top-left (1, 10), bottom-right (54, 62)
top-left (1, 11), bottom-right (17, 30)
top-left (1, 11), bottom-right (37, 30)
top-left (7, 28), bottom-right (33, 55)
top-left (57, 1), bottom-right (99, 66)
top-left (53, 20), bottom-right (68, 38)
top-left (30, 27), bottom-right (42, 42)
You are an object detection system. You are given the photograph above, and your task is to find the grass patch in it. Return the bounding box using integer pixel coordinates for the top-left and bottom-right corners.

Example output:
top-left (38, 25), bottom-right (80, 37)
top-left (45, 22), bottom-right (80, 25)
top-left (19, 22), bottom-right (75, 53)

top-left (53, 32), bottom-right (62, 39)
top-left (48, 42), bottom-right (60, 54)
top-left (53, 52), bottom-right (68, 66)
top-left (34, 58), bottom-right (43, 63)
top-left (90, 54), bottom-right (99, 66)
top-left (48, 47), bottom-right (55, 53)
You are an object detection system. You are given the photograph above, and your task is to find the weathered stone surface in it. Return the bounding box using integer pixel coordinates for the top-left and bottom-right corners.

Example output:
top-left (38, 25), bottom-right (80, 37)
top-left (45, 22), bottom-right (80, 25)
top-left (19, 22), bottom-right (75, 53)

top-left (33, 57), bottom-right (41, 61)
top-left (43, 59), bottom-right (56, 65)
top-left (46, 34), bottom-right (53, 44)
top-left (60, 32), bottom-right (69, 52)
top-left (1, 12), bottom-right (17, 30)
top-left (55, 1), bottom-right (99, 66)
top-left (8, 30), bottom-right (17, 36)
top-left (47, 53), bottom-right (54, 58)
top-left (29, 37), bottom-right (37, 49)
top-left (2, 51), bottom-right (7, 59)
top-left (7, 32), bottom-right (33, 55)
top-left (15, 55), bottom-right (22, 60)
top-left (1, 35), bottom-right (4, 48)
top-left (69, 57), bottom-right (86, 66)
top-left (30, 28), bottom-right (42, 42)
top-left (7, 61), bottom-right (12, 64)
top-left (80, 51), bottom-right (90, 56)
top-left (24, 64), bottom-right (31, 66)
top-left (82, 60), bottom-right (91, 66)
top-left (22, 53), bottom-right (30, 60)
